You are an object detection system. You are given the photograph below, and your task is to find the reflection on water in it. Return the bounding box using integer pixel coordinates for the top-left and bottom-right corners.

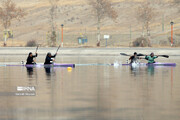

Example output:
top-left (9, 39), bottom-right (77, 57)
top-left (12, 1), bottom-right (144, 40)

top-left (0, 56), bottom-right (180, 120)
top-left (130, 65), bottom-right (156, 76)
top-left (26, 67), bottom-right (34, 76)
top-left (44, 67), bottom-right (57, 81)
top-left (44, 67), bottom-right (51, 74)
top-left (146, 66), bottom-right (155, 75)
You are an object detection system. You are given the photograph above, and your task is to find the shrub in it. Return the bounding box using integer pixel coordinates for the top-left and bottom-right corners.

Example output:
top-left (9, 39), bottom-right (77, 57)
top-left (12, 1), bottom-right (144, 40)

top-left (26, 40), bottom-right (37, 47)
top-left (168, 36), bottom-right (180, 47)
top-left (132, 37), bottom-right (151, 47)
top-left (168, 37), bottom-right (176, 44)
top-left (159, 40), bottom-right (168, 46)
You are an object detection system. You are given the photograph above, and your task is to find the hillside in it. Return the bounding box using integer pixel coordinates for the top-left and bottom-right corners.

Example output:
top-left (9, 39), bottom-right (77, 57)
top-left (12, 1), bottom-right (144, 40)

top-left (0, 0), bottom-right (179, 47)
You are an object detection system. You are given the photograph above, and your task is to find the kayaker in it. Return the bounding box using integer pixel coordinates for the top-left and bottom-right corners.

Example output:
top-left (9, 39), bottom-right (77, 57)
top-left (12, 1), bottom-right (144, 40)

top-left (26, 52), bottom-right (38, 65)
top-left (129, 52), bottom-right (140, 64)
top-left (145, 53), bottom-right (158, 63)
top-left (44, 52), bottom-right (57, 64)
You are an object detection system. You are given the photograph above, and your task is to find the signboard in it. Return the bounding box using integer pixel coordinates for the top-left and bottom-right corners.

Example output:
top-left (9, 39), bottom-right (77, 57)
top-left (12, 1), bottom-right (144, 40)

top-left (3, 30), bottom-right (13, 38)
top-left (104, 35), bottom-right (110, 39)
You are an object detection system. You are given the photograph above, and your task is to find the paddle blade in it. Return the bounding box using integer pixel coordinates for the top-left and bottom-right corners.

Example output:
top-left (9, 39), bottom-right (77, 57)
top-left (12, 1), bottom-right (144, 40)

top-left (120, 53), bottom-right (130, 56)
top-left (137, 53), bottom-right (145, 56)
top-left (159, 55), bottom-right (169, 58)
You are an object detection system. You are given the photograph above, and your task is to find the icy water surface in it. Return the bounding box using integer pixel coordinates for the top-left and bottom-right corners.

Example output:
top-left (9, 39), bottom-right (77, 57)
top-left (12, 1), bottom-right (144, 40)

top-left (0, 55), bottom-right (180, 120)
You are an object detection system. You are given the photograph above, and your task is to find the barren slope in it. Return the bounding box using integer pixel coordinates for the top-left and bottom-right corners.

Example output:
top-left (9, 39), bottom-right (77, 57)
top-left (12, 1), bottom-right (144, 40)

top-left (0, 0), bottom-right (179, 47)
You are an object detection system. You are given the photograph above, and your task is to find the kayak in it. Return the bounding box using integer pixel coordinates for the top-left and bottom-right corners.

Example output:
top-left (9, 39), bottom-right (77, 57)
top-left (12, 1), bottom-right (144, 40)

top-left (4, 63), bottom-right (76, 68)
top-left (76, 63), bottom-right (176, 67)
top-left (121, 62), bottom-right (176, 67)
top-left (0, 63), bottom-right (176, 67)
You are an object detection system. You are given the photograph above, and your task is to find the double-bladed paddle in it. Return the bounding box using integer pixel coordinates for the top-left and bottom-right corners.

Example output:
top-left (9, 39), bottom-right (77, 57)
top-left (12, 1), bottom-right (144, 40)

top-left (52, 45), bottom-right (61, 63)
top-left (159, 55), bottom-right (169, 58)
top-left (120, 53), bottom-right (145, 57)
top-left (120, 53), bottom-right (130, 56)
top-left (35, 45), bottom-right (39, 53)
top-left (55, 45), bottom-right (61, 54)
top-left (138, 53), bottom-right (169, 58)
top-left (120, 53), bottom-right (169, 58)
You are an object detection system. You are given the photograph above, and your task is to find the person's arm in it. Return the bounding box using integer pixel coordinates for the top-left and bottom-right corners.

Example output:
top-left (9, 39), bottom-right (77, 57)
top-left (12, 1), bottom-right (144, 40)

top-left (154, 56), bottom-right (158, 59)
top-left (32, 53), bottom-right (38, 58)
top-left (145, 56), bottom-right (148, 60)
top-left (129, 56), bottom-right (133, 60)
top-left (51, 53), bottom-right (57, 58)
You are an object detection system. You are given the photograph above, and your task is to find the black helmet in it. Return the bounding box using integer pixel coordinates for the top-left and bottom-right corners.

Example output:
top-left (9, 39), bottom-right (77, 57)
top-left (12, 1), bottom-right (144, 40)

top-left (29, 52), bottom-right (32, 56)
top-left (134, 52), bottom-right (137, 55)
top-left (47, 52), bottom-right (51, 56)
top-left (150, 52), bottom-right (154, 56)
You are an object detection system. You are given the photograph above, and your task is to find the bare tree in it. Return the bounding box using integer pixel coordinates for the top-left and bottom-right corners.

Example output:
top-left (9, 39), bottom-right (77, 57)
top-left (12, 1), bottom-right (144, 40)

top-left (89, 0), bottom-right (118, 46)
top-left (136, 1), bottom-right (155, 36)
top-left (173, 0), bottom-right (180, 4)
top-left (172, 0), bottom-right (180, 11)
top-left (48, 0), bottom-right (59, 47)
top-left (0, 0), bottom-right (25, 46)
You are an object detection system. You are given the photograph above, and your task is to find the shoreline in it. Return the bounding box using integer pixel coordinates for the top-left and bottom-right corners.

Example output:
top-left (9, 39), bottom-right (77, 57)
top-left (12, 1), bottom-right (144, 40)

top-left (0, 47), bottom-right (180, 56)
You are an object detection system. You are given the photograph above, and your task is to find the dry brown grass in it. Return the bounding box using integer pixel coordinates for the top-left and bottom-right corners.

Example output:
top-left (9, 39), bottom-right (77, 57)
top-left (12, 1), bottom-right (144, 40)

top-left (0, 0), bottom-right (179, 47)
top-left (0, 40), bottom-right (26, 47)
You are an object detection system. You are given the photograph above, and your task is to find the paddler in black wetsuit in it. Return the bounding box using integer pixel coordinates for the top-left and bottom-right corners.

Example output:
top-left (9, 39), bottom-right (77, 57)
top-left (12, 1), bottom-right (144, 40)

top-left (26, 52), bottom-right (38, 65)
top-left (44, 52), bottom-right (57, 64)
top-left (129, 52), bottom-right (141, 64)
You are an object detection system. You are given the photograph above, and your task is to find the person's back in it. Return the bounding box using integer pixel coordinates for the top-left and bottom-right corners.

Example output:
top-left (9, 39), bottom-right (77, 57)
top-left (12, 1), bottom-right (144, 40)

top-left (44, 52), bottom-right (56, 65)
top-left (26, 52), bottom-right (38, 64)
top-left (44, 56), bottom-right (52, 64)
top-left (26, 56), bottom-right (33, 64)
top-left (129, 52), bottom-right (139, 64)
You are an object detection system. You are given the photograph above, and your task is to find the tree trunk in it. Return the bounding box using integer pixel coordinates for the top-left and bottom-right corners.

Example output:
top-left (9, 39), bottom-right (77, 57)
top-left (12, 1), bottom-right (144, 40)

top-left (146, 21), bottom-right (150, 36)
top-left (50, 5), bottom-right (57, 47)
top-left (142, 24), bottom-right (144, 37)
top-left (97, 16), bottom-right (101, 47)
top-left (4, 35), bottom-right (7, 47)
top-left (4, 28), bottom-right (7, 47)
top-left (4, 24), bottom-right (7, 46)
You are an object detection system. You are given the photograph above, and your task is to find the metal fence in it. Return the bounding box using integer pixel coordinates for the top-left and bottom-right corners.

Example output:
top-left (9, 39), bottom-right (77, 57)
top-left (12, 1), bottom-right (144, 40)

top-left (53, 33), bottom-right (142, 47)
top-left (1, 30), bottom-right (179, 47)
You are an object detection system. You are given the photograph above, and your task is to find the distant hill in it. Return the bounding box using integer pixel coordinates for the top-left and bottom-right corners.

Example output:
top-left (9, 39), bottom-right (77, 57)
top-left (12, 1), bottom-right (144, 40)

top-left (0, 0), bottom-right (179, 47)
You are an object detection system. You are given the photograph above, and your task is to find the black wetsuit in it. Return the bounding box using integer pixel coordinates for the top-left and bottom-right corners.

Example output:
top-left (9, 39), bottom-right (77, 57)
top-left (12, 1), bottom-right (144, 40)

top-left (44, 54), bottom-right (56, 64)
top-left (26, 53), bottom-right (38, 64)
top-left (129, 56), bottom-right (139, 64)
